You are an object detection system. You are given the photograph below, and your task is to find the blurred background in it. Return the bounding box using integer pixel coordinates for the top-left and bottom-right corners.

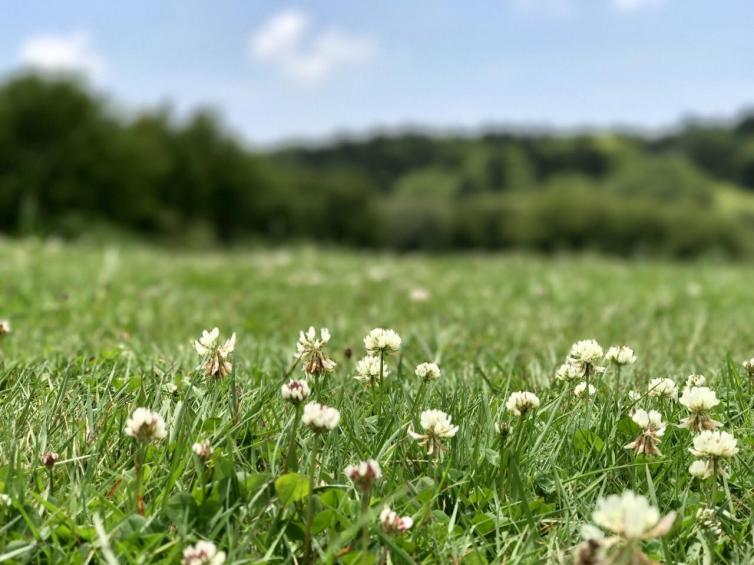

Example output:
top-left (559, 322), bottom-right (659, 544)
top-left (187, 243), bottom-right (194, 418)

top-left (1, 0), bottom-right (753, 257)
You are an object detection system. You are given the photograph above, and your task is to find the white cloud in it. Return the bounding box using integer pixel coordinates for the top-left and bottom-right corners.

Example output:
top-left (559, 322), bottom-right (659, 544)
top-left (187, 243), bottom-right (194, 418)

top-left (249, 9), bottom-right (376, 83)
top-left (18, 31), bottom-right (105, 79)
top-left (611, 0), bottom-right (663, 12)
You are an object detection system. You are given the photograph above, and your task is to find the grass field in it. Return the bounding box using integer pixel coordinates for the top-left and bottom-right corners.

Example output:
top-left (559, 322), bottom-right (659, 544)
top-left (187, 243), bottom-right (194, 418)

top-left (1, 239), bottom-right (753, 563)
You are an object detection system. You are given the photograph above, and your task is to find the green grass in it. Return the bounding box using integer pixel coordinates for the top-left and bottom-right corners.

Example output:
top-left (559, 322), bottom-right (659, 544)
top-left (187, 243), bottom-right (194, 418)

top-left (1, 239), bottom-right (753, 563)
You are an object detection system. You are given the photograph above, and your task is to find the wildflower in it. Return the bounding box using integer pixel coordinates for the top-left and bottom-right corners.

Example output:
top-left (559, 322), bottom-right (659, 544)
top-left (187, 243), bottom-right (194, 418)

top-left (505, 391), bottom-right (540, 417)
top-left (42, 452), bottom-right (59, 468)
top-left (568, 339), bottom-right (605, 377)
top-left (742, 358), bottom-right (754, 378)
top-left (408, 409), bottom-right (458, 455)
top-left (696, 505), bottom-right (725, 542)
top-left (415, 362), bottom-right (441, 381)
top-left (587, 490), bottom-right (675, 544)
top-left (605, 345), bottom-right (637, 366)
top-left (345, 459), bottom-right (382, 492)
top-left (689, 431), bottom-right (738, 477)
top-left (281, 379), bottom-right (311, 404)
top-left (296, 326), bottom-right (336, 376)
top-left (364, 328), bottom-right (401, 355)
top-left (182, 540), bottom-right (226, 565)
top-left (194, 328), bottom-right (236, 379)
top-left (555, 361), bottom-right (583, 381)
top-left (495, 420), bottom-right (511, 442)
top-left (0, 493), bottom-right (10, 506)
top-left (685, 374), bottom-right (706, 388)
top-left (678, 386), bottom-right (721, 432)
top-left (647, 377), bottom-right (678, 400)
top-left (380, 506), bottom-right (413, 534)
top-left (689, 460), bottom-right (710, 479)
top-left (124, 408), bottom-right (167, 442)
top-left (625, 409), bottom-right (665, 456)
top-left (0, 319), bottom-right (10, 336)
top-left (192, 440), bottom-right (213, 462)
top-left (573, 381), bottom-right (596, 398)
top-left (410, 287), bottom-right (430, 303)
top-left (627, 390), bottom-right (642, 402)
top-left (301, 402), bottom-right (340, 433)
top-left (354, 355), bottom-right (388, 383)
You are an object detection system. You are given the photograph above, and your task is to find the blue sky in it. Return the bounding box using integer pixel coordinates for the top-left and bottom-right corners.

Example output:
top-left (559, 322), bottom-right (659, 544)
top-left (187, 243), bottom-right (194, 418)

top-left (1, 0), bottom-right (752, 145)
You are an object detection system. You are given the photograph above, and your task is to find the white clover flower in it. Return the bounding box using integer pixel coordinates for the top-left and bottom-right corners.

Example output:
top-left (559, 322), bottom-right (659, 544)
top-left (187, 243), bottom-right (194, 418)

top-left (0, 493), bottom-right (10, 506)
top-left (194, 328), bottom-right (236, 379)
top-left (415, 362), bottom-right (441, 381)
top-left (281, 380), bottom-right (311, 404)
top-left (380, 506), bottom-right (413, 534)
top-left (555, 361), bottom-right (583, 381)
top-left (689, 431), bottom-right (738, 459)
top-left (679, 386), bottom-right (720, 423)
top-left (354, 355), bottom-right (388, 383)
top-left (591, 491), bottom-right (675, 541)
top-left (574, 381), bottom-right (596, 398)
top-left (192, 440), bottom-right (213, 461)
top-left (605, 346), bottom-right (637, 366)
top-left (742, 358), bottom-right (754, 377)
top-left (364, 328), bottom-right (401, 355)
top-left (689, 460), bottom-right (710, 479)
top-left (505, 391), bottom-right (540, 417)
top-left (409, 409), bottom-right (458, 455)
top-left (124, 408), bottom-right (167, 442)
top-left (628, 390), bottom-right (642, 402)
top-left (569, 339), bottom-right (604, 365)
top-left (301, 402), bottom-right (340, 433)
top-left (344, 459), bottom-right (382, 492)
top-left (296, 326), bottom-right (336, 376)
top-left (685, 374), bottom-right (706, 388)
top-left (409, 287), bottom-right (430, 303)
top-left (625, 409), bottom-right (665, 456)
top-left (0, 319), bottom-right (11, 336)
top-left (182, 540), bottom-right (226, 565)
top-left (647, 378), bottom-right (678, 400)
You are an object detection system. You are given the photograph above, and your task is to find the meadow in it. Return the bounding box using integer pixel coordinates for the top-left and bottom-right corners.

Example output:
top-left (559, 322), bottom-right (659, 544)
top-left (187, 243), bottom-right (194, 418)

top-left (1, 239), bottom-right (753, 563)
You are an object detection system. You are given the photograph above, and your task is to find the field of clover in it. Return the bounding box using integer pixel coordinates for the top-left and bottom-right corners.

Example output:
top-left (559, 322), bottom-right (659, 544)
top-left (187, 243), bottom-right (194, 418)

top-left (1, 240), bottom-right (754, 564)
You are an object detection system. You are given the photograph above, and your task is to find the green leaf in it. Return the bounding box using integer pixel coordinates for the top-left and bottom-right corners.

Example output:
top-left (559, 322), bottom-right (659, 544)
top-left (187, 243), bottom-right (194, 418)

top-left (274, 473), bottom-right (310, 505)
top-left (573, 429), bottom-right (604, 453)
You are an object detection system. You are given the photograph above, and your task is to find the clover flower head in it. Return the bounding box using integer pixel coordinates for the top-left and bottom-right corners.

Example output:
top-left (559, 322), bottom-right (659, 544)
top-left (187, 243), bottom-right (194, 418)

top-left (380, 506), bottom-right (413, 534)
top-left (124, 408), bottom-right (167, 442)
top-left (505, 391), bottom-right (540, 417)
top-left (296, 326), bottom-right (336, 376)
top-left (192, 440), bottom-right (213, 461)
top-left (301, 402), bottom-right (340, 432)
top-left (409, 409), bottom-right (458, 455)
top-left (410, 287), bottom-right (430, 303)
top-left (194, 328), bottom-right (236, 379)
top-left (415, 362), bottom-right (441, 381)
top-left (0, 493), bottom-right (10, 507)
top-left (685, 374), bottom-right (706, 388)
top-left (555, 360), bottom-right (584, 381)
top-left (627, 390), bottom-right (642, 402)
top-left (354, 355), bottom-right (388, 383)
top-left (689, 430), bottom-right (738, 459)
top-left (742, 358), bottom-right (754, 378)
top-left (42, 451), bottom-right (59, 468)
top-left (281, 379), bottom-right (311, 404)
top-left (625, 409), bottom-right (665, 456)
top-left (569, 339), bottom-right (604, 365)
top-left (0, 319), bottom-right (11, 336)
top-left (605, 345), bottom-right (636, 366)
top-left (364, 328), bottom-right (401, 354)
top-left (574, 381), bottom-right (596, 398)
top-left (689, 460), bottom-right (711, 479)
top-left (679, 387), bottom-right (721, 431)
top-left (345, 459), bottom-right (382, 492)
top-left (590, 490), bottom-right (675, 540)
top-left (182, 540), bottom-right (226, 565)
top-left (647, 378), bottom-right (678, 400)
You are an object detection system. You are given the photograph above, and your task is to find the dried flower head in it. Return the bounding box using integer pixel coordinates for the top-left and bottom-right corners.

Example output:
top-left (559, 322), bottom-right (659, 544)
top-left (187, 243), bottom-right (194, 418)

top-left (505, 391), bottom-right (540, 417)
top-left (354, 355), bottom-right (388, 383)
top-left (124, 408), bottom-right (167, 442)
top-left (345, 459), bottom-right (382, 492)
top-left (301, 402), bottom-right (340, 433)
top-left (574, 381), bottom-right (597, 398)
top-left (182, 540), bottom-right (226, 565)
top-left (742, 358), bottom-right (754, 378)
top-left (380, 506), bottom-right (414, 534)
top-left (568, 339), bottom-right (605, 377)
top-left (364, 328), bottom-right (401, 355)
top-left (192, 440), bottom-right (213, 461)
top-left (415, 362), bottom-right (441, 382)
top-left (0, 319), bottom-right (11, 336)
top-left (409, 409), bottom-right (458, 455)
top-left (590, 490), bottom-right (675, 541)
top-left (194, 328), bottom-right (236, 379)
top-left (679, 386), bottom-right (721, 432)
top-left (42, 452), bottom-right (59, 468)
top-left (625, 409), bottom-right (665, 456)
top-left (281, 379), bottom-right (311, 404)
top-left (296, 327), bottom-right (336, 376)
top-left (647, 378), bottom-right (678, 400)
top-left (605, 345), bottom-right (637, 366)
